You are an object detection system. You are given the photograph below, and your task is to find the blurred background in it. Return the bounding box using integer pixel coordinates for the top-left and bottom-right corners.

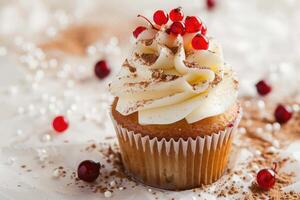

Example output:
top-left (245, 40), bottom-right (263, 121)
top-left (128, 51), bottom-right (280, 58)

top-left (1, 0), bottom-right (300, 97)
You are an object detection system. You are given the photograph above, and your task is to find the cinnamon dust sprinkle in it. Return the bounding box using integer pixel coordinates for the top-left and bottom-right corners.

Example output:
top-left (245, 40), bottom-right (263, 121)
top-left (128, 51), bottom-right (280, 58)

top-left (122, 59), bottom-right (136, 73)
top-left (40, 25), bottom-right (104, 55)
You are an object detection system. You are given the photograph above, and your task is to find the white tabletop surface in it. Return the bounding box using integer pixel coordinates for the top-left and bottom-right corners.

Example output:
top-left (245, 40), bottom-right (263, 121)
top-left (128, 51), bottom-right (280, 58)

top-left (1, 0), bottom-right (300, 199)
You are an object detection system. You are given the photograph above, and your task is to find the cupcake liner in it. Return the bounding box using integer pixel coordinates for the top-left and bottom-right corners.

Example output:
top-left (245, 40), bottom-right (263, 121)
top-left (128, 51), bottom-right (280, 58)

top-left (110, 108), bottom-right (242, 190)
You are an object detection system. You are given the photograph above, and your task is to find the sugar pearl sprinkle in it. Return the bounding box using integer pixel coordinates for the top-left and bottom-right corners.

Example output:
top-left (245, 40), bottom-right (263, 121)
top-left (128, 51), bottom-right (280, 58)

top-left (104, 190), bottom-right (113, 198)
top-left (273, 122), bottom-right (281, 132)
top-left (52, 168), bottom-right (61, 178)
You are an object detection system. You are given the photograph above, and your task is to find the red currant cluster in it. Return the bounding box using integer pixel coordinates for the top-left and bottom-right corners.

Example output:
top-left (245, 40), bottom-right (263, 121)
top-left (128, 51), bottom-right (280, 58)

top-left (133, 7), bottom-right (209, 50)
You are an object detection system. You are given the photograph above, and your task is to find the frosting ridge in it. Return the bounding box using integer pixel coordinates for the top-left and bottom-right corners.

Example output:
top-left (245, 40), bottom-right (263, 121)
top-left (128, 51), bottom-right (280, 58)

top-left (109, 28), bottom-right (238, 125)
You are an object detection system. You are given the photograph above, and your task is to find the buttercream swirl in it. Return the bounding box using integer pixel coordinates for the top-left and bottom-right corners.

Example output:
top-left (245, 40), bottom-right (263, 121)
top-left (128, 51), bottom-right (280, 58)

top-left (109, 27), bottom-right (238, 125)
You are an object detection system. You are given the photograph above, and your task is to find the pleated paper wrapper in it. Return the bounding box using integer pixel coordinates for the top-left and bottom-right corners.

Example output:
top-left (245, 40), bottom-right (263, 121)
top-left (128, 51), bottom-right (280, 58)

top-left (110, 110), bottom-right (242, 190)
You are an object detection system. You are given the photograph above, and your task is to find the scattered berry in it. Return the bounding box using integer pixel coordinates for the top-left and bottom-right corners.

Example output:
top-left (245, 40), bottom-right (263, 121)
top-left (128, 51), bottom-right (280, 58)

top-left (153, 10), bottom-right (169, 26)
top-left (52, 115), bottom-right (69, 133)
top-left (185, 16), bottom-right (202, 33)
top-left (133, 26), bottom-right (147, 38)
top-left (94, 60), bottom-right (111, 79)
top-left (201, 23), bottom-right (207, 35)
top-left (274, 104), bottom-right (292, 124)
top-left (77, 160), bottom-right (101, 182)
top-left (191, 34), bottom-right (209, 50)
top-left (256, 163), bottom-right (277, 190)
top-left (169, 7), bottom-right (184, 22)
top-left (170, 21), bottom-right (185, 35)
top-left (206, 0), bottom-right (216, 10)
top-left (256, 80), bottom-right (272, 96)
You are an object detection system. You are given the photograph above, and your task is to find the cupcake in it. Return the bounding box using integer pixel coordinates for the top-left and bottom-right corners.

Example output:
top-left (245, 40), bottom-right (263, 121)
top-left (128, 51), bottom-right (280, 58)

top-left (109, 8), bottom-right (241, 190)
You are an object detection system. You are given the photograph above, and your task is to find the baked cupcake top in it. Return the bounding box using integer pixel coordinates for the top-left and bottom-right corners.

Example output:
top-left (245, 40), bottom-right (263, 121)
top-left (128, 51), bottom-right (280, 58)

top-left (109, 8), bottom-right (238, 125)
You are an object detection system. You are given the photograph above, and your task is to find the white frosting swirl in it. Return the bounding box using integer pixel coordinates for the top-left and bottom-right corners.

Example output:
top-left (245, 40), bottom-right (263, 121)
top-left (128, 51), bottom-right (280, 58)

top-left (109, 28), bottom-right (238, 125)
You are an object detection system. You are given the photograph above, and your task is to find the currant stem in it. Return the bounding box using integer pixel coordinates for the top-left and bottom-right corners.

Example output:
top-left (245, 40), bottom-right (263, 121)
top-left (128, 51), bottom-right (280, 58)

top-left (137, 14), bottom-right (159, 30)
top-left (273, 162), bottom-right (278, 173)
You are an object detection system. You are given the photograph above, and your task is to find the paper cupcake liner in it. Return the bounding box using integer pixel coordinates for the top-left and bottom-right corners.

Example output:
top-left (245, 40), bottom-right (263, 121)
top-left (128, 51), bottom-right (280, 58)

top-left (110, 109), bottom-right (242, 190)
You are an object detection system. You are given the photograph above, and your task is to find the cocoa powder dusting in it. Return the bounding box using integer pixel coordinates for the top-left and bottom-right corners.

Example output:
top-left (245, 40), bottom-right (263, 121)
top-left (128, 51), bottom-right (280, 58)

top-left (139, 53), bottom-right (159, 65)
top-left (122, 59), bottom-right (136, 73)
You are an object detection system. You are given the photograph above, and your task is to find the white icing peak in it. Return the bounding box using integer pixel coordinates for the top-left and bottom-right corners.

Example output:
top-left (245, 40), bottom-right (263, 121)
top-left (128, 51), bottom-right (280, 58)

top-left (109, 28), bottom-right (238, 125)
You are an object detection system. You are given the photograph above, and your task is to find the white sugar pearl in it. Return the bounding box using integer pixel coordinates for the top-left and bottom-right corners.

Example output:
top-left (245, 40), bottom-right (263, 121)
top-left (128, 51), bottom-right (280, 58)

top-left (252, 164), bottom-right (259, 172)
top-left (292, 104), bottom-right (300, 112)
top-left (0, 46), bottom-right (7, 56)
top-left (148, 188), bottom-right (152, 192)
top-left (86, 46), bottom-right (96, 55)
top-left (110, 180), bottom-right (116, 187)
top-left (244, 173), bottom-right (253, 182)
top-left (246, 120), bottom-right (253, 126)
top-left (255, 127), bottom-right (263, 134)
top-left (9, 86), bottom-right (18, 95)
top-left (104, 190), bottom-right (112, 198)
top-left (17, 107), bottom-right (25, 115)
top-left (49, 59), bottom-right (58, 68)
top-left (267, 146), bottom-right (277, 153)
top-left (254, 150), bottom-right (261, 156)
top-left (16, 129), bottom-right (23, 136)
top-left (244, 101), bottom-right (251, 108)
top-left (238, 127), bottom-right (246, 134)
top-left (52, 169), bottom-right (60, 178)
top-left (273, 123), bottom-right (281, 132)
top-left (41, 134), bottom-right (51, 142)
top-left (265, 124), bottom-right (273, 132)
top-left (272, 140), bottom-right (280, 148)
top-left (257, 100), bottom-right (265, 109)
top-left (118, 187), bottom-right (124, 191)
top-left (6, 157), bottom-right (16, 165)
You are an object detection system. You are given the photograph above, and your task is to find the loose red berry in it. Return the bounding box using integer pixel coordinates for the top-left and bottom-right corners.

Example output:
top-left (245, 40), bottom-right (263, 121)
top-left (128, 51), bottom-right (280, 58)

top-left (201, 23), bottom-right (207, 35)
top-left (206, 0), bottom-right (216, 10)
top-left (52, 115), bottom-right (69, 133)
top-left (77, 160), bottom-right (101, 182)
top-left (191, 34), bottom-right (209, 50)
top-left (256, 80), bottom-right (272, 96)
top-left (274, 104), bottom-right (292, 124)
top-left (133, 26), bottom-right (147, 38)
top-left (257, 163), bottom-right (277, 190)
top-left (169, 7), bottom-right (184, 22)
top-left (170, 21), bottom-right (185, 35)
top-left (94, 60), bottom-right (110, 79)
top-left (153, 10), bottom-right (169, 26)
top-left (185, 16), bottom-right (202, 33)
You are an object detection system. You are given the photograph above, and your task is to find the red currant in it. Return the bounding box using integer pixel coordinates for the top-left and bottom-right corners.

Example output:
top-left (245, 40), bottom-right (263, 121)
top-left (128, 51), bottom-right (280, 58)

top-left (169, 7), bottom-right (184, 22)
top-left (206, 0), bottom-right (216, 10)
top-left (256, 80), bottom-right (272, 96)
top-left (52, 115), bottom-right (68, 133)
top-left (256, 163), bottom-right (277, 190)
top-left (185, 16), bottom-right (202, 33)
top-left (153, 10), bottom-right (168, 26)
top-left (170, 21), bottom-right (185, 35)
top-left (133, 26), bottom-right (147, 38)
top-left (201, 23), bottom-right (207, 35)
top-left (77, 160), bottom-right (101, 182)
top-left (274, 105), bottom-right (292, 124)
top-left (94, 60), bottom-right (111, 79)
top-left (191, 34), bottom-right (209, 50)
